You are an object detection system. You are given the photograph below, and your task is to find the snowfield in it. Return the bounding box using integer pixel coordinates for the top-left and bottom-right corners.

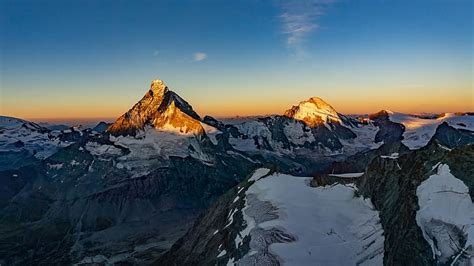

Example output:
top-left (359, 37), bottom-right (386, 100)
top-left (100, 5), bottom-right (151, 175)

top-left (389, 112), bottom-right (474, 150)
top-left (106, 126), bottom-right (212, 176)
top-left (416, 164), bottom-right (474, 265)
top-left (0, 116), bottom-right (67, 159)
top-left (234, 169), bottom-right (384, 265)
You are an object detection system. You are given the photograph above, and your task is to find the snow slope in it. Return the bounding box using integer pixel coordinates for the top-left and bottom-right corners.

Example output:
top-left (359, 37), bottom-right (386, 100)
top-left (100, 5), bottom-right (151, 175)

top-left (389, 113), bottom-right (474, 150)
top-left (232, 170), bottom-right (384, 265)
top-left (416, 164), bottom-right (474, 265)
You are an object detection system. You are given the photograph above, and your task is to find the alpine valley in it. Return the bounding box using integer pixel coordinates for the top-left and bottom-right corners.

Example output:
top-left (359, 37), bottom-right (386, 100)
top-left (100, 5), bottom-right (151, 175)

top-left (1, 79), bottom-right (473, 265)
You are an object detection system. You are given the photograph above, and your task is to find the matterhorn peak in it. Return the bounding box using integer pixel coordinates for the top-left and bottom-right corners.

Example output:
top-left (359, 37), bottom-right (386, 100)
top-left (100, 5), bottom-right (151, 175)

top-left (284, 96), bottom-right (342, 127)
top-left (106, 78), bottom-right (205, 136)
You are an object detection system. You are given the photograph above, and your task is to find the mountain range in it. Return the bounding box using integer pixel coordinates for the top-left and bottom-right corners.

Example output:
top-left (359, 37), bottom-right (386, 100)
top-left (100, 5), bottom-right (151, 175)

top-left (0, 79), bottom-right (472, 265)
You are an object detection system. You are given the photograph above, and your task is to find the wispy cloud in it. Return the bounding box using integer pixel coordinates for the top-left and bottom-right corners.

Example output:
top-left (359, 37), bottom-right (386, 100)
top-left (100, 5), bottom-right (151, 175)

top-left (279, 0), bottom-right (335, 54)
top-left (193, 52), bottom-right (207, 62)
top-left (152, 50), bottom-right (160, 56)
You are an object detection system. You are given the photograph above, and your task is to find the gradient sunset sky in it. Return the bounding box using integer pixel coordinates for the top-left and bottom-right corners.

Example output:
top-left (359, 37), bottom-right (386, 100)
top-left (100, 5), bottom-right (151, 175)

top-left (1, 0), bottom-right (472, 122)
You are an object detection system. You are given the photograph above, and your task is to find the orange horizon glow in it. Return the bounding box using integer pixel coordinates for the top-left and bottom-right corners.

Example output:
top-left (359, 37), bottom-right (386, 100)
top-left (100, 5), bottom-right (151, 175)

top-left (3, 90), bottom-right (473, 123)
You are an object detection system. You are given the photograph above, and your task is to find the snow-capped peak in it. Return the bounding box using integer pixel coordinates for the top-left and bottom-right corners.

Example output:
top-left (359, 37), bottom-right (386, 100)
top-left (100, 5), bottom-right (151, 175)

top-left (284, 97), bottom-right (342, 126)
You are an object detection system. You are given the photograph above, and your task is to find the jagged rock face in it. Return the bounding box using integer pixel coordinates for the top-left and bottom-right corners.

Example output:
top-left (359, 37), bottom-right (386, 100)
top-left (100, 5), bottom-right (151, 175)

top-left (328, 142), bottom-right (410, 174)
top-left (107, 80), bottom-right (205, 136)
top-left (284, 97), bottom-right (342, 127)
top-left (357, 142), bottom-right (473, 265)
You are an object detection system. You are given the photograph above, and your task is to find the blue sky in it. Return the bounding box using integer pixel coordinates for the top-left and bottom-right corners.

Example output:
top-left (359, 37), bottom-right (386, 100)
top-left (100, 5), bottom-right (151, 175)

top-left (1, 0), bottom-right (472, 120)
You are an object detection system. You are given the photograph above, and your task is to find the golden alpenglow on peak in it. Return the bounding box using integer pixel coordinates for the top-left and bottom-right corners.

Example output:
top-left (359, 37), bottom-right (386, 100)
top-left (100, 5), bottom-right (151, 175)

top-left (284, 97), bottom-right (342, 127)
top-left (106, 79), bottom-right (205, 136)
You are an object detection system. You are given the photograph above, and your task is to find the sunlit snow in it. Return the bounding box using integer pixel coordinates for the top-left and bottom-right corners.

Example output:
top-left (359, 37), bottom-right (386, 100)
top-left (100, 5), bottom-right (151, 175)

top-left (389, 113), bottom-right (474, 150)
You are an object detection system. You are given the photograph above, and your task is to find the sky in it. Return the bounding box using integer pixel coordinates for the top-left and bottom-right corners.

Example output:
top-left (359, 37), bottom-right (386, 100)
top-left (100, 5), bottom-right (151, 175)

top-left (1, 0), bottom-right (472, 123)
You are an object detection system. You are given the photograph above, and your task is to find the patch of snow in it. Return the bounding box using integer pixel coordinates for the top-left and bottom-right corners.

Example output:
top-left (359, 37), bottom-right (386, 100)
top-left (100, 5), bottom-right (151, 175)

top-left (438, 144), bottom-right (452, 151)
top-left (248, 168), bottom-right (271, 182)
top-left (381, 153), bottom-right (399, 159)
top-left (85, 142), bottom-right (122, 156)
top-left (225, 208), bottom-right (238, 229)
top-left (233, 196), bottom-right (240, 203)
top-left (226, 150), bottom-right (257, 163)
top-left (48, 163), bottom-right (63, 170)
top-left (416, 164), bottom-right (474, 264)
top-left (328, 172), bottom-right (364, 178)
top-left (217, 249), bottom-right (227, 258)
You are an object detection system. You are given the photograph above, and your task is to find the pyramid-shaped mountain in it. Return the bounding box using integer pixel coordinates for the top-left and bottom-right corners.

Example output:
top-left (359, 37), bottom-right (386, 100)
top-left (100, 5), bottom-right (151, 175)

top-left (107, 79), bottom-right (205, 136)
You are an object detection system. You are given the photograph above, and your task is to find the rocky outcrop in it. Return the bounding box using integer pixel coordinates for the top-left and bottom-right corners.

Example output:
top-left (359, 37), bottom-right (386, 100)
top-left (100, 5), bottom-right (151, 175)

top-left (369, 110), bottom-right (405, 144)
top-left (429, 122), bottom-right (474, 149)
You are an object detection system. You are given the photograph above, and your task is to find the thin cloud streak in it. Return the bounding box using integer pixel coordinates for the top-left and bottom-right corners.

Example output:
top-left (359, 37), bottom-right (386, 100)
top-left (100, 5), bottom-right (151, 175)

top-left (279, 0), bottom-right (336, 54)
